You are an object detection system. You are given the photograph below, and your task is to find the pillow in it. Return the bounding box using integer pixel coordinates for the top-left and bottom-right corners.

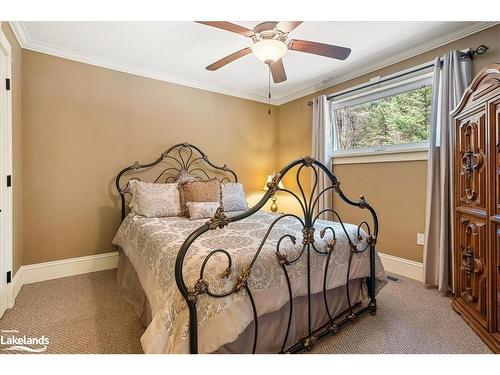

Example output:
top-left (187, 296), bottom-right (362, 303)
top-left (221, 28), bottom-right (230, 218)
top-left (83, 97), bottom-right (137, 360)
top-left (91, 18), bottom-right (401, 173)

top-left (128, 180), bottom-right (181, 217)
top-left (186, 202), bottom-right (220, 220)
top-left (176, 169), bottom-right (196, 184)
top-left (221, 182), bottom-right (248, 212)
top-left (178, 179), bottom-right (221, 217)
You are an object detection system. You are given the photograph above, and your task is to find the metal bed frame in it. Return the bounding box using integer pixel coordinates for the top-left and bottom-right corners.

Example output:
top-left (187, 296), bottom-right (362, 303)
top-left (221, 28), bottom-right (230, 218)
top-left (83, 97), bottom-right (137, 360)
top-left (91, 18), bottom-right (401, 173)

top-left (116, 143), bottom-right (378, 354)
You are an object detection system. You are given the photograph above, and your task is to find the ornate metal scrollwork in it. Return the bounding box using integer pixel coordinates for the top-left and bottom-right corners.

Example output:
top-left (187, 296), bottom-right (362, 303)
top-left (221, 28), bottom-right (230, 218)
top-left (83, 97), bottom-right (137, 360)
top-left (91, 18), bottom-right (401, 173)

top-left (221, 267), bottom-right (232, 278)
top-left (235, 268), bottom-right (251, 292)
top-left (275, 251), bottom-right (290, 266)
top-left (358, 195), bottom-right (370, 209)
top-left (188, 279), bottom-right (209, 304)
top-left (325, 239), bottom-right (336, 254)
top-left (116, 143), bottom-right (238, 221)
top-left (172, 154), bottom-right (379, 354)
top-left (206, 207), bottom-right (231, 230)
top-left (302, 227), bottom-right (315, 245)
top-left (332, 180), bottom-right (341, 193)
top-left (266, 172), bottom-right (282, 194)
top-left (303, 156), bottom-right (315, 166)
top-left (366, 234), bottom-right (377, 246)
top-left (303, 335), bottom-right (317, 349)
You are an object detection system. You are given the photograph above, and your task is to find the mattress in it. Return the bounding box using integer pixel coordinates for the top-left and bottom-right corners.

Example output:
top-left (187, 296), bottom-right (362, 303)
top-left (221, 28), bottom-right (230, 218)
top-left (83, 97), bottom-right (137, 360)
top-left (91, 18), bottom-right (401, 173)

top-left (112, 210), bottom-right (387, 353)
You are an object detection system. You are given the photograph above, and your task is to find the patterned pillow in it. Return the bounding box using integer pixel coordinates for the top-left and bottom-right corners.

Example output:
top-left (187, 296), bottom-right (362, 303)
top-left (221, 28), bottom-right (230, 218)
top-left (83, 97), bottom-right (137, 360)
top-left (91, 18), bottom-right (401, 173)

top-left (176, 169), bottom-right (195, 184)
top-left (129, 180), bottom-right (181, 217)
top-left (178, 179), bottom-right (221, 217)
top-left (221, 182), bottom-right (248, 212)
top-left (186, 202), bottom-right (220, 220)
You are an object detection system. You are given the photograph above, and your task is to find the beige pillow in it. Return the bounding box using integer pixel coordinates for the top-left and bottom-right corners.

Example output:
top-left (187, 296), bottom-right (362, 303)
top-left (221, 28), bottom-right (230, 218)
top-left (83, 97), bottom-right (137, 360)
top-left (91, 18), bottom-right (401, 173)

top-left (178, 179), bottom-right (221, 217)
top-left (129, 180), bottom-right (181, 217)
top-left (221, 182), bottom-right (248, 212)
top-left (186, 202), bottom-right (220, 220)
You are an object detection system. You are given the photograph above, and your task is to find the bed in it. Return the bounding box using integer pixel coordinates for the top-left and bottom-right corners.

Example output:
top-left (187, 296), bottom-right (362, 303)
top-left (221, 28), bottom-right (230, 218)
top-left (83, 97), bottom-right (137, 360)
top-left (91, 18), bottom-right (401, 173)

top-left (113, 143), bottom-right (387, 354)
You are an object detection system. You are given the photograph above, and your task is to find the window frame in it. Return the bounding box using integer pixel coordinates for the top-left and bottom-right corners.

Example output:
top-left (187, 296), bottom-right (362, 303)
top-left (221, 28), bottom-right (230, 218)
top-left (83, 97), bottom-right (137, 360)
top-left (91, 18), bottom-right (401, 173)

top-left (329, 70), bottom-right (434, 164)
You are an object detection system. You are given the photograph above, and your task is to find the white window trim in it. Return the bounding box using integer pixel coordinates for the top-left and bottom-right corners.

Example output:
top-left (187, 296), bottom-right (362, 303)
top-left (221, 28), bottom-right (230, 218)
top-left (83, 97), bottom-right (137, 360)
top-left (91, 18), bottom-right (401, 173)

top-left (329, 69), bottom-right (433, 165)
top-left (332, 142), bottom-right (428, 165)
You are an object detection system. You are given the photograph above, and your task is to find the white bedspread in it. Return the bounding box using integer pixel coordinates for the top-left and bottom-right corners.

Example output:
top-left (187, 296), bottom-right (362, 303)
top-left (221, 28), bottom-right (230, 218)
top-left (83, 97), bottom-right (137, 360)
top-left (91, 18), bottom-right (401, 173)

top-left (112, 210), bottom-right (386, 353)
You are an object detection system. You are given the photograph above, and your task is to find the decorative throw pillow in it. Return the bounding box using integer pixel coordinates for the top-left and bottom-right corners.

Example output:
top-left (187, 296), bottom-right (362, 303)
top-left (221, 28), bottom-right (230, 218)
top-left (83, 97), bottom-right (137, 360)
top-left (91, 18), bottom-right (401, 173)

top-left (176, 169), bottom-right (196, 184)
top-left (178, 179), bottom-right (221, 217)
top-left (186, 202), bottom-right (220, 220)
top-left (129, 180), bottom-right (181, 217)
top-left (221, 182), bottom-right (248, 212)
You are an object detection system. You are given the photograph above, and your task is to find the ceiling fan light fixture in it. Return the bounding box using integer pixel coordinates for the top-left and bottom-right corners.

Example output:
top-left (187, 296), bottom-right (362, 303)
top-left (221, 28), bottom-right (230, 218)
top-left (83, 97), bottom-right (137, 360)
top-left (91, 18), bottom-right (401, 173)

top-left (251, 39), bottom-right (287, 64)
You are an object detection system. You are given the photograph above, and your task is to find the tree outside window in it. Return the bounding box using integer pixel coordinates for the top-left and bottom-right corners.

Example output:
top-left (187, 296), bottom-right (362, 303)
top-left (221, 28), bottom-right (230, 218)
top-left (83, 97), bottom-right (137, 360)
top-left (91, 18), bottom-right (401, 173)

top-left (334, 85), bottom-right (432, 151)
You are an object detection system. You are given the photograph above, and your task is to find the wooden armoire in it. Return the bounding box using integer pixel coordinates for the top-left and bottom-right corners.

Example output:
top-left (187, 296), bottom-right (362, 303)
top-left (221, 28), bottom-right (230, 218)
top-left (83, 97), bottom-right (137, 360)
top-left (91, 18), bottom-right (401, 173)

top-left (452, 64), bottom-right (500, 353)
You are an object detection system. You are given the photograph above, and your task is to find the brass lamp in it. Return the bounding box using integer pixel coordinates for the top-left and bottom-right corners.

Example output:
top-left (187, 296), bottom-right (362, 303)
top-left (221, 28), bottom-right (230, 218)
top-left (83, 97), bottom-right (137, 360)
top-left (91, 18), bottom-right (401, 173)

top-left (262, 172), bottom-right (285, 213)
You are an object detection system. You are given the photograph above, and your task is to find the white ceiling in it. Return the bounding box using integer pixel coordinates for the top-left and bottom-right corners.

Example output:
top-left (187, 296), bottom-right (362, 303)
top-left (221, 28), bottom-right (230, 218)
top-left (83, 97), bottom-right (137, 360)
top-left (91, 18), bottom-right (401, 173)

top-left (10, 21), bottom-right (496, 105)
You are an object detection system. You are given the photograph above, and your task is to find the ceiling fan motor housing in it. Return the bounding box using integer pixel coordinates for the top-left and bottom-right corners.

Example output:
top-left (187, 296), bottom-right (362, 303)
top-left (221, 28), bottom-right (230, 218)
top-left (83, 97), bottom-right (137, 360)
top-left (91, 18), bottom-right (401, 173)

top-left (252, 21), bottom-right (288, 43)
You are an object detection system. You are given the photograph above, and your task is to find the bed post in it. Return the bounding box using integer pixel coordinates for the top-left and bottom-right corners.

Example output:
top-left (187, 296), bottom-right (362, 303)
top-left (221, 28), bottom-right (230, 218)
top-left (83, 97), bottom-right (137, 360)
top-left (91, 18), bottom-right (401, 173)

top-left (366, 204), bottom-right (378, 315)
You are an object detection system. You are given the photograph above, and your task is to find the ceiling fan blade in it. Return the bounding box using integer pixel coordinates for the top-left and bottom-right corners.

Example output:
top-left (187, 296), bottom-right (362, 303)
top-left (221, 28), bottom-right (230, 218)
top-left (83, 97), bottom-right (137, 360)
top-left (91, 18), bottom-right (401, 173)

top-left (288, 39), bottom-right (351, 60)
top-left (276, 21), bottom-right (303, 33)
top-left (196, 21), bottom-right (254, 37)
top-left (269, 59), bottom-right (287, 83)
top-left (206, 47), bottom-right (252, 71)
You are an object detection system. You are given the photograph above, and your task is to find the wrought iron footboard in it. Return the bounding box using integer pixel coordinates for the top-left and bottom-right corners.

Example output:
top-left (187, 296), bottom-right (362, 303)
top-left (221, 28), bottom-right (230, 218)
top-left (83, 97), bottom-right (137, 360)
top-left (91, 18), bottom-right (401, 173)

top-left (175, 156), bottom-right (378, 354)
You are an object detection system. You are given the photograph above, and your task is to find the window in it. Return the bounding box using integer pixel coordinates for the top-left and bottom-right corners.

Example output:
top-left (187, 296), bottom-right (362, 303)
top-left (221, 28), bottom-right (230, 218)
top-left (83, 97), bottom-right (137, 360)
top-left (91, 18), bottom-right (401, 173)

top-left (330, 72), bottom-right (433, 159)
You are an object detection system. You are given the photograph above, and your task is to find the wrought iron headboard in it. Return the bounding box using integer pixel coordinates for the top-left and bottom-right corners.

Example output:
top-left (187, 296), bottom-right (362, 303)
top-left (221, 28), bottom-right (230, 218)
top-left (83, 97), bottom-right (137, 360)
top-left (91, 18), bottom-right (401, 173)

top-left (115, 143), bottom-right (238, 220)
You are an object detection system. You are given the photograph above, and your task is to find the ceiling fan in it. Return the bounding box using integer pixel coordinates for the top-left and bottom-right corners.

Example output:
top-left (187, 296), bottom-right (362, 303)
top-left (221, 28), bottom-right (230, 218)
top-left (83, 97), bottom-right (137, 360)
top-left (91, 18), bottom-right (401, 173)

top-left (196, 21), bottom-right (352, 84)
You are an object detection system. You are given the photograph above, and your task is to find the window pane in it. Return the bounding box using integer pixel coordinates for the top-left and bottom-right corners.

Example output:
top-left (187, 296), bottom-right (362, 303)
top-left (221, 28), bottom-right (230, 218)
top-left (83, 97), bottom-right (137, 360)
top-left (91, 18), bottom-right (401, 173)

top-left (334, 85), bottom-right (432, 151)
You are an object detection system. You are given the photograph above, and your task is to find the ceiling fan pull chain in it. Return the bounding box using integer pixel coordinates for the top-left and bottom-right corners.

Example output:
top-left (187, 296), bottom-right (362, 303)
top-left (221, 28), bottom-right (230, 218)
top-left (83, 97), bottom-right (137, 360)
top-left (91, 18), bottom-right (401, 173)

top-left (268, 67), bottom-right (271, 115)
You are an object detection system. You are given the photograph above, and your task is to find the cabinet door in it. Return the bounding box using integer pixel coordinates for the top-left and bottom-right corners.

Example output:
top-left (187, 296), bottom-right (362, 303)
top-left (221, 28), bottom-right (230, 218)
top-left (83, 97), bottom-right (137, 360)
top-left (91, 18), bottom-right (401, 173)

top-left (455, 107), bottom-right (487, 212)
top-left (492, 99), bottom-right (500, 216)
top-left (456, 213), bottom-right (488, 327)
top-left (490, 97), bottom-right (500, 341)
top-left (495, 226), bottom-right (500, 336)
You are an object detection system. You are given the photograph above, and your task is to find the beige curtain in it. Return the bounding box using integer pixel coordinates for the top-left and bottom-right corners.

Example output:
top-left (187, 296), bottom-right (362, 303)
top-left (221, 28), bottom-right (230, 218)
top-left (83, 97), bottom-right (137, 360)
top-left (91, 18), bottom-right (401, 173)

top-left (423, 51), bottom-right (472, 293)
top-left (311, 95), bottom-right (333, 219)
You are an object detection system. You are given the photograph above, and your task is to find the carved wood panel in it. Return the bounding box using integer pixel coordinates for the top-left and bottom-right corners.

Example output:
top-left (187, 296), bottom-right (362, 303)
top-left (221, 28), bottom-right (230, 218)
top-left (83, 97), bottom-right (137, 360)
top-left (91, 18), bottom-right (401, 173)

top-left (456, 109), bottom-right (487, 211)
top-left (496, 227), bottom-right (500, 336)
top-left (494, 100), bottom-right (500, 215)
top-left (456, 213), bottom-right (488, 327)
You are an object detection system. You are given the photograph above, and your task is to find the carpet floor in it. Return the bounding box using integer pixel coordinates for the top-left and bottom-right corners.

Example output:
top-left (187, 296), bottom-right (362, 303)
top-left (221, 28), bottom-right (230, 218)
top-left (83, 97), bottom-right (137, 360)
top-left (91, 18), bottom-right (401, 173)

top-left (0, 270), bottom-right (492, 354)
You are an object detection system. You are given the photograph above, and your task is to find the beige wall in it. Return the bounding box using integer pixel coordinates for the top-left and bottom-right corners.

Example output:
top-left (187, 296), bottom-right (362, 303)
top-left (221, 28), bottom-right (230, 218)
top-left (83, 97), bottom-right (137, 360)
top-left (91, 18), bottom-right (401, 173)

top-left (21, 50), bottom-right (277, 265)
top-left (7, 23), bottom-right (500, 267)
top-left (277, 25), bottom-right (500, 262)
top-left (1, 23), bottom-right (23, 275)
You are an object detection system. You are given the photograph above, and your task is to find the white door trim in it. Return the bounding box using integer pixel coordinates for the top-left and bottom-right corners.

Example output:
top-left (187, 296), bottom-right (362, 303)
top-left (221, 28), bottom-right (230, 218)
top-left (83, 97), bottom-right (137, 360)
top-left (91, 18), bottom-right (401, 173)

top-left (0, 26), bottom-right (13, 318)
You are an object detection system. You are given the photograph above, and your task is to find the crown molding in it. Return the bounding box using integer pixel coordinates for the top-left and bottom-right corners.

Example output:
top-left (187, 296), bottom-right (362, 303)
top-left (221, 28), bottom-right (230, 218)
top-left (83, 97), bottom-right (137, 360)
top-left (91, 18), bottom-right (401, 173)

top-left (274, 21), bottom-right (499, 105)
top-left (8, 21), bottom-right (29, 48)
top-left (8, 21), bottom-right (274, 104)
top-left (9, 21), bottom-right (498, 106)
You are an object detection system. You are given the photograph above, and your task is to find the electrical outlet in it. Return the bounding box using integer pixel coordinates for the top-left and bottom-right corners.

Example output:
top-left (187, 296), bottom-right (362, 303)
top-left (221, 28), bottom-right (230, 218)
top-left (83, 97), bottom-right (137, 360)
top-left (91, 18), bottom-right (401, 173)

top-left (417, 233), bottom-right (425, 246)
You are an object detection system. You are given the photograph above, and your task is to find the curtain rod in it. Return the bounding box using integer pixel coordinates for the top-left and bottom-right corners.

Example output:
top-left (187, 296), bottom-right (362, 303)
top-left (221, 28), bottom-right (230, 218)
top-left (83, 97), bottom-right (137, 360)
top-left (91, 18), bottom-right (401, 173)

top-left (307, 44), bottom-right (490, 107)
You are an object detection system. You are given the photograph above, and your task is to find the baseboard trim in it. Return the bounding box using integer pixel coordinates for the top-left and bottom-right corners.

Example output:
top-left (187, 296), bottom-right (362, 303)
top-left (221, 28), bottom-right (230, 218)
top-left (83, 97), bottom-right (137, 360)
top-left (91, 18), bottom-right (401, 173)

top-left (5, 250), bottom-right (421, 310)
top-left (378, 252), bottom-right (423, 282)
top-left (22, 252), bottom-right (120, 285)
top-left (7, 252), bottom-right (119, 307)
